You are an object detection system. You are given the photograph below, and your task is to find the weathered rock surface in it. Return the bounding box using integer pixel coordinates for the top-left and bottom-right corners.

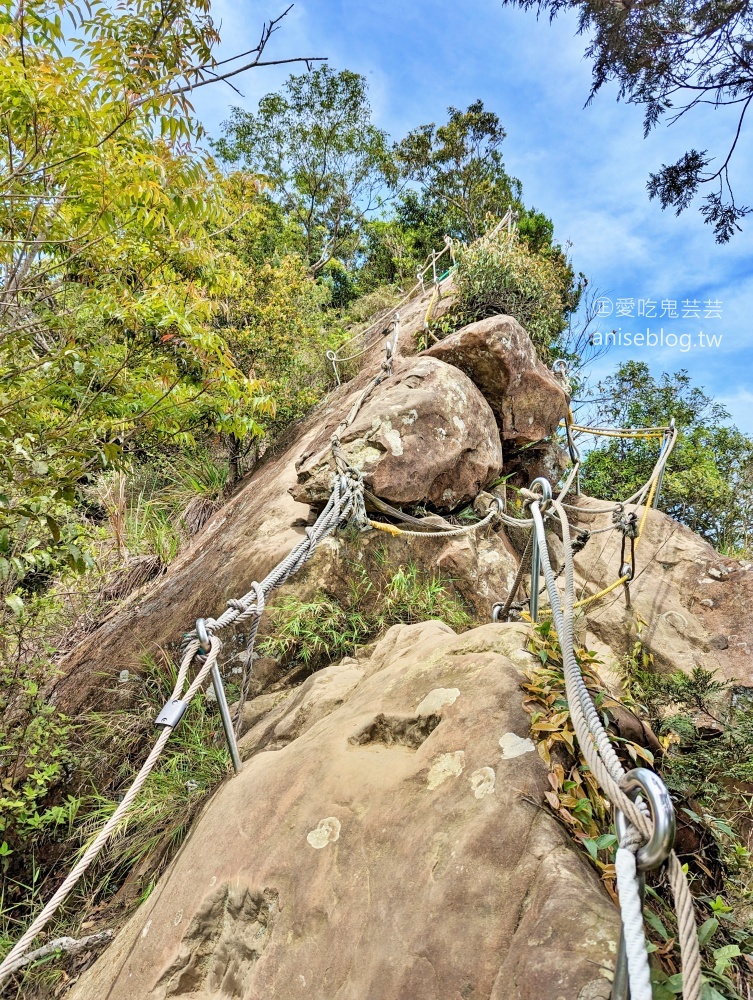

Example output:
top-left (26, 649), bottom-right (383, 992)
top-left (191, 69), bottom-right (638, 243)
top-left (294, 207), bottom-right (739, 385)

top-left (68, 622), bottom-right (619, 1000)
top-left (293, 356), bottom-right (503, 511)
top-left (423, 315), bottom-right (568, 444)
top-left (278, 519), bottom-right (518, 625)
top-left (567, 497), bottom-right (753, 685)
top-left (508, 438), bottom-right (570, 489)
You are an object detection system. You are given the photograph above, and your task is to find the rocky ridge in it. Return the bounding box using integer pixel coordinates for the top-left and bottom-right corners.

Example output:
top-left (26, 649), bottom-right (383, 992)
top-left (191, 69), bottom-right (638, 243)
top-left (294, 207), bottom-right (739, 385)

top-left (48, 280), bottom-right (752, 998)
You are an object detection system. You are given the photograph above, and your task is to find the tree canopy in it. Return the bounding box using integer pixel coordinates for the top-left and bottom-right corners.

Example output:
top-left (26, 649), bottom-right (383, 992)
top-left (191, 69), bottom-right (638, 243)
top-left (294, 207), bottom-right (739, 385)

top-left (394, 100), bottom-right (523, 242)
top-left (214, 67), bottom-right (391, 274)
top-left (581, 361), bottom-right (753, 551)
top-left (503, 0), bottom-right (753, 241)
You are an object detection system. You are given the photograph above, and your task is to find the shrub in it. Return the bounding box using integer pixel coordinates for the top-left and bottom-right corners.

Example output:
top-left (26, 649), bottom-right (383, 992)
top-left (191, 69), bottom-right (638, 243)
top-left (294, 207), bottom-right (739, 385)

top-left (452, 230), bottom-right (580, 358)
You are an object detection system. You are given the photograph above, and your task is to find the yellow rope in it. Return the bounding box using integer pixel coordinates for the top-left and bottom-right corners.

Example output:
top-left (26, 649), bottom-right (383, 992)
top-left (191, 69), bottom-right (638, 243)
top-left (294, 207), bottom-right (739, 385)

top-left (368, 519), bottom-right (403, 536)
top-left (568, 423), bottom-right (667, 440)
top-left (424, 285), bottom-right (439, 329)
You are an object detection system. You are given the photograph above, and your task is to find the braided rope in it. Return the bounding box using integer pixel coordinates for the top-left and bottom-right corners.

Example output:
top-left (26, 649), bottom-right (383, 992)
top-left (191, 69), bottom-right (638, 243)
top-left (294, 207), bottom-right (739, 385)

top-left (530, 498), bottom-right (702, 999)
top-left (327, 243), bottom-right (453, 379)
top-left (0, 467), bottom-right (367, 985)
top-left (368, 504), bottom-right (500, 539)
top-left (615, 842), bottom-right (652, 1000)
top-left (0, 635), bottom-right (221, 984)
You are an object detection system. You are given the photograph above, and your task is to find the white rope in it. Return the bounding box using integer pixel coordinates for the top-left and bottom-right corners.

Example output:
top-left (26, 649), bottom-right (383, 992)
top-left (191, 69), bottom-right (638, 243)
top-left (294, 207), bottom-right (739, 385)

top-left (369, 503), bottom-right (501, 538)
top-left (0, 471), bottom-right (367, 986)
top-left (327, 242), bottom-right (454, 381)
top-left (615, 847), bottom-right (653, 1000)
top-left (529, 497), bottom-right (702, 999)
top-left (0, 930), bottom-right (115, 978)
top-left (562, 424), bottom-right (679, 516)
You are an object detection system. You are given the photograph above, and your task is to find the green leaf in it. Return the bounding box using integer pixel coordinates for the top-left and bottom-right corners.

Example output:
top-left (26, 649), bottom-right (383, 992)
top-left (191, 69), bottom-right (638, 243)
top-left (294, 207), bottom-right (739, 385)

top-left (712, 943), bottom-right (741, 976)
top-left (644, 907), bottom-right (670, 941)
top-left (5, 594), bottom-right (24, 616)
top-left (594, 833), bottom-right (617, 850)
top-left (697, 917), bottom-right (719, 946)
top-left (582, 838), bottom-right (599, 860)
top-left (663, 972), bottom-right (684, 994)
top-left (700, 984), bottom-right (728, 1000)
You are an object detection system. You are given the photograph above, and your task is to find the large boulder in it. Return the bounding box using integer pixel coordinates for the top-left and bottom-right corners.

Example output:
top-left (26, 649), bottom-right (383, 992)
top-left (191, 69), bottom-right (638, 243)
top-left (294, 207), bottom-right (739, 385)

top-left (68, 621), bottom-right (619, 1000)
top-left (293, 356), bottom-right (503, 512)
top-left (423, 315), bottom-right (568, 444)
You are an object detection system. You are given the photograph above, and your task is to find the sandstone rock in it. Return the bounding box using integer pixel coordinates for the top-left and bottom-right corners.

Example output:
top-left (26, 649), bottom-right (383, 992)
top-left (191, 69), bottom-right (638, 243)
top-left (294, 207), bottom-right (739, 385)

top-left (423, 314), bottom-right (568, 444)
top-left (507, 438), bottom-right (569, 489)
top-left (293, 356), bottom-right (503, 511)
top-left (567, 496), bottom-right (753, 684)
top-left (271, 518), bottom-right (519, 623)
top-left (68, 622), bottom-right (619, 1000)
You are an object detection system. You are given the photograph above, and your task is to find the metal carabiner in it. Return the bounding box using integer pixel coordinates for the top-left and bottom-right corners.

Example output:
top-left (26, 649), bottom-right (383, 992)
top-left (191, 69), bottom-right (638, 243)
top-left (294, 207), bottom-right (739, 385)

top-left (195, 617), bottom-right (211, 656)
top-left (325, 349), bottom-right (340, 386)
top-left (611, 768), bottom-right (676, 1000)
top-left (615, 768), bottom-right (675, 871)
top-left (528, 477), bottom-right (552, 622)
top-left (529, 476), bottom-right (553, 512)
top-left (552, 359), bottom-right (569, 376)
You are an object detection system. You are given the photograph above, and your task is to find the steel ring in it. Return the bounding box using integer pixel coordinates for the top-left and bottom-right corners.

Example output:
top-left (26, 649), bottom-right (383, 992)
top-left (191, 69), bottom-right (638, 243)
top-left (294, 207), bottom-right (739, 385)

top-left (530, 476), bottom-right (553, 511)
top-left (615, 767), bottom-right (676, 871)
top-left (491, 603), bottom-right (504, 623)
top-left (552, 359), bottom-right (569, 375)
top-left (195, 618), bottom-right (211, 656)
top-left (620, 563), bottom-right (634, 581)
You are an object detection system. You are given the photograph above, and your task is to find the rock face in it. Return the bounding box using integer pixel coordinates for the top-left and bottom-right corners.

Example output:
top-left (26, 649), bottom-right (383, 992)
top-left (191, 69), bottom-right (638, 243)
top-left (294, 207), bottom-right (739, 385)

top-left (68, 622), bottom-right (619, 1000)
top-left (567, 496), bottom-right (752, 685)
top-left (423, 314), bottom-right (568, 444)
top-left (282, 520), bottom-right (518, 624)
top-left (293, 356), bottom-right (503, 511)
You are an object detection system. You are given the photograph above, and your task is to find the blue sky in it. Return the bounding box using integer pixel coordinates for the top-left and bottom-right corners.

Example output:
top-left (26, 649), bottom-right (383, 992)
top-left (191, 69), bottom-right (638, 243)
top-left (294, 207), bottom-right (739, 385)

top-left (192, 0), bottom-right (753, 432)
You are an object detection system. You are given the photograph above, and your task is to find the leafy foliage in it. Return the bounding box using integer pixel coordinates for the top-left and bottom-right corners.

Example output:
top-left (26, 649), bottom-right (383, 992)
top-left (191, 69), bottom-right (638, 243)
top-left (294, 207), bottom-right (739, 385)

top-left (214, 67), bottom-right (391, 275)
top-left (581, 362), bottom-right (753, 551)
top-left (502, 0), bottom-right (753, 240)
top-left (0, 650), bottom-right (233, 992)
top-left (0, 0), bottom-right (274, 626)
top-left (523, 619), bottom-right (653, 876)
top-left (0, 654), bottom-right (79, 861)
top-left (622, 646), bottom-right (753, 998)
top-left (213, 247), bottom-right (333, 455)
top-left (394, 101), bottom-right (522, 242)
top-left (525, 620), bottom-right (752, 998)
top-left (451, 227), bottom-right (583, 358)
top-left (259, 561), bottom-right (473, 671)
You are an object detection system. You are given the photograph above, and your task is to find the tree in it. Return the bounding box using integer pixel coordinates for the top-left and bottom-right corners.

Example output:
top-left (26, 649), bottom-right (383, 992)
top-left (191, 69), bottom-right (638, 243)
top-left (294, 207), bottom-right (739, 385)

top-left (214, 67), bottom-right (391, 274)
top-left (502, 1), bottom-right (753, 241)
top-left (452, 227), bottom-right (584, 358)
top-left (581, 362), bottom-right (753, 551)
top-left (211, 182), bottom-right (334, 480)
top-left (0, 0), bottom-right (323, 614)
top-left (393, 101), bottom-right (523, 242)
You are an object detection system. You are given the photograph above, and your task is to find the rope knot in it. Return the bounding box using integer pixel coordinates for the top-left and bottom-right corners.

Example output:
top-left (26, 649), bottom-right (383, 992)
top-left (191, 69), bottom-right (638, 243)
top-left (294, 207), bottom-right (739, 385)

top-left (612, 504), bottom-right (640, 538)
top-left (572, 529), bottom-right (591, 553)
